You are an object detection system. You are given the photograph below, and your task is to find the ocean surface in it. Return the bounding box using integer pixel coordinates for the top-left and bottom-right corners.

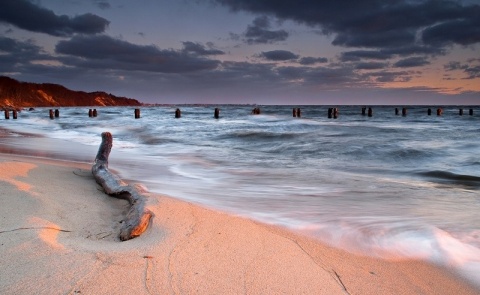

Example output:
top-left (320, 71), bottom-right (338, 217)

top-left (1, 105), bottom-right (479, 285)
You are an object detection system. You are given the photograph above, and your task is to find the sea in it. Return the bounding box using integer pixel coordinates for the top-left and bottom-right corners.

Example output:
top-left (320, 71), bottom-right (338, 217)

top-left (1, 105), bottom-right (479, 286)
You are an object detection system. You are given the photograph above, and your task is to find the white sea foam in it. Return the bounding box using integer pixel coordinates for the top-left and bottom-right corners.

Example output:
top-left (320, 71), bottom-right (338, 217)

top-left (2, 105), bottom-right (480, 286)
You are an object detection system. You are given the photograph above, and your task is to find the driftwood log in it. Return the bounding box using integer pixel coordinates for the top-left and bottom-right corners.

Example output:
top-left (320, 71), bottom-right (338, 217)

top-left (92, 132), bottom-right (153, 241)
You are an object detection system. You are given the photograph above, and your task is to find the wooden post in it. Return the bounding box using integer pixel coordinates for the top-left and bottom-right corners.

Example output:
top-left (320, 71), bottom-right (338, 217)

top-left (54, 109), bottom-right (59, 118)
top-left (93, 109), bottom-right (97, 117)
top-left (395, 108), bottom-right (399, 116)
top-left (368, 107), bottom-right (373, 117)
top-left (297, 108), bottom-right (301, 118)
top-left (89, 109), bottom-right (93, 117)
top-left (361, 107), bottom-right (366, 116)
top-left (12, 110), bottom-right (17, 119)
top-left (49, 109), bottom-right (54, 119)
top-left (459, 108), bottom-right (464, 116)
top-left (469, 108), bottom-right (473, 116)
top-left (214, 108), bottom-right (220, 119)
top-left (427, 108), bottom-right (432, 116)
top-left (175, 108), bottom-right (181, 118)
top-left (437, 108), bottom-right (443, 116)
top-left (333, 108), bottom-right (338, 119)
top-left (327, 108), bottom-right (332, 118)
top-left (402, 108), bottom-right (407, 116)
top-left (4, 110), bottom-right (9, 119)
top-left (134, 108), bottom-right (140, 119)
top-left (292, 108), bottom-right (297, 117)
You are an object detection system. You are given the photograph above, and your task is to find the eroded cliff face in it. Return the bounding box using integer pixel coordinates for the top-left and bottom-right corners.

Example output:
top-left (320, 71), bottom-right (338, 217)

top-left (0, 76), bottom-right (142, 109)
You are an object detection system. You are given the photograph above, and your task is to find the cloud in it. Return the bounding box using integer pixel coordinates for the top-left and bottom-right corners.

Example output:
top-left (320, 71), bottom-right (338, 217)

top-left (354, 62), bottom-right (389, 70)
top-left (178, 61), bottom-right (364, 94)
top-left (276, 65), bottom-right (361, 86)
top-left (444, 61), bottom-right (467, 71)
top-left (214, 0), bottom-right (480, 51)
top-left (381, 45), bottom-right (446, 57)
top-left (298, 57), bottom-right (328, 65)
top-left (444, 60), bottom-right (480, 79)
top-left (332, 30), bottom-right (416, 49)
top-left (422, 18), bottom-right (480, 46)
top-left (339, 45), bottom-right (445, 62)
top-left (182, 41), bottom-right (225, 56)
top-left (340, 50), bottom-right (392, 62)
top-left (259, 50), bottom-right (299, 61)
top-left (463, 66), bottom-right (480, 79)
top-left (367, 70), bottom-right (413, 83)
top-left (0, 0), bottom-right (109, 36)
top-left (394, 57), bottom-right (430, 68)
top-left (55, 35), bottom-right (220, 73)
top-left (0, 36), bottom-right (47, 72)
top-left (244, 16), bottom-right (289, 44)
top-left (212, 61), bottom-right (279, 84)
top-left (93, 1), bottom-right (111, 10)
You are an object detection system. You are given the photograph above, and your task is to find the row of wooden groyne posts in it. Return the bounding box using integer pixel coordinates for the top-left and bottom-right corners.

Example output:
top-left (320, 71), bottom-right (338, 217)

top-left (2, 107), bottom-right (476, 120)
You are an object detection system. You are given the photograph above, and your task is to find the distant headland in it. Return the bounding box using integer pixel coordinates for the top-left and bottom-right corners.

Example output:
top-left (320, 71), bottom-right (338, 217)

top-left (0, 76), bottom-right (141, 110)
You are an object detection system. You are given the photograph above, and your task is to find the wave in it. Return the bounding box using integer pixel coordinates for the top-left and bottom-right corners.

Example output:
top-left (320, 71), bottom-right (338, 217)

top-left (417, 170), bottom-right (480, 188)
top-left (387, 148), bottom-right (432, 160)
top-left (219, 130), bottom-right (300, 141)
top-left (295, 218), bottom-right (480, 288)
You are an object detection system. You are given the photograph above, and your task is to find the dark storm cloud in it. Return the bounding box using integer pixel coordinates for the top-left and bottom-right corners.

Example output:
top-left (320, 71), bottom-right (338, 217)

top-left (0, 36), bottom-right (47, 71)
top-left (340, 45), bottom-right (445, 62)
top-left (382, 45), bottom-right (446, 57)
top-left (298, 57), bottom-right (328, 65)
top-left (213, 0), bottom-right (480, 50)
top-left (259, 50), bottom-right (299, 61)
top-left (422, 17), bottom-right (480, 46)
top-left (182, 41), bottom-right (225, 56)
top-left (55, 35), bottom-right (220, 73)
top-left (445, 61), bottom-right (467, 71)
top-left (340, 50), bottom-right (393, 62)
top-left (0, 0), bottom-right (109, 36)
top-left (354, 62), bottom-right (389, 70)
top-left (244, 16), bottom-right (289, 44)
top-left (444, 61), bottom-right (480, 79)
top-left (394, 57), bottom-right (430, 68)
top-left (332, 30), bottom-right (415, 48)
top-left (466, 67), bottom-right (480, 80)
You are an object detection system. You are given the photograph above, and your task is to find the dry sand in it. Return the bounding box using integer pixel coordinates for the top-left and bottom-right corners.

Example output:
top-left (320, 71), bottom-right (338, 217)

top-left (0, 154), bottom-right (478, 295)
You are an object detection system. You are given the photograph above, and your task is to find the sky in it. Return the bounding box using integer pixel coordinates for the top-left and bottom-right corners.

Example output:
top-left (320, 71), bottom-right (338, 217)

top-left (1, 0), bottom-right (479, 105)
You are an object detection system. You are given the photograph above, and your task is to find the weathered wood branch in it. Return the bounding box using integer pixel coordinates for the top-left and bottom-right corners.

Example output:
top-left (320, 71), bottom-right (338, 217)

top-left (92, 132), bottom-right (153, 241)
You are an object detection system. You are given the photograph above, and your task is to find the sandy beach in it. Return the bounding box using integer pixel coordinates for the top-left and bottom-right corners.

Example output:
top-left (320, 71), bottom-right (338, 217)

top-left (0, 153), bottom-right (478, 295)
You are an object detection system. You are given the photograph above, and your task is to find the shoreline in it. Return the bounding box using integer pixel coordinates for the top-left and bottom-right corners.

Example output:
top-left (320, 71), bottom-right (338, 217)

top-left (1, 153), bottom-right (479, 294)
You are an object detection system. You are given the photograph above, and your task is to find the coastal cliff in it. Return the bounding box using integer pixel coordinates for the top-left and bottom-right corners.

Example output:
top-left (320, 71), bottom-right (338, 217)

top-left (0, 76), bottom-right (141, 109)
